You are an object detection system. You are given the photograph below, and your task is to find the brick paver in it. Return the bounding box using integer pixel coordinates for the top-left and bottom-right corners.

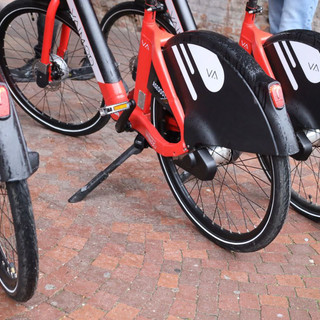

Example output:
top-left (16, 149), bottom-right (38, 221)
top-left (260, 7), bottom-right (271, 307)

top-left (0, 99), bottom-right (316, 320)
top-left (0, 10), bottom-right (319, 314)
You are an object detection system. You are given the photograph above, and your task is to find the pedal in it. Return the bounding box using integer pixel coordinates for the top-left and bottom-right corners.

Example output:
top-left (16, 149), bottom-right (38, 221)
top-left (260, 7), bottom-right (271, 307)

top-left (100, 101), bottom-right (131, 116)
top-left (115, 100), bottom-right (136, 133)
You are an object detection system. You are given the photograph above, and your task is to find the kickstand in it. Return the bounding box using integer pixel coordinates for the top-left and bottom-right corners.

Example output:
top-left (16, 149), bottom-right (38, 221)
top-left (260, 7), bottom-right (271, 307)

top-left (68, 134), bottom-right (147, 203)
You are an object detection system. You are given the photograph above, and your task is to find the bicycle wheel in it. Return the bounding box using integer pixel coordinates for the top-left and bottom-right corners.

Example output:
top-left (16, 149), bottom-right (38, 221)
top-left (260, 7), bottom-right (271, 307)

top-left (0, 0), bottom-right (109, 136)
top-left (152, 101), bottom-right (290, 252)
top-left (0, 180), bottom-right (38, 302)
top-left (101, 1), bottom-right (174, 93)
top-left (290, 145), bottom-right (320, 221)
top-left (264, 31), bottom-right (320, 220)
top-left (101, 2), bottom-right (291, 252)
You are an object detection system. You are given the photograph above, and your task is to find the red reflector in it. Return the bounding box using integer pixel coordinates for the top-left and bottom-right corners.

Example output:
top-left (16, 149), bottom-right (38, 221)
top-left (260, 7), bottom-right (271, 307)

top-left (269, 84), bottom-right (285, 110)
top-left (0, 86), bottom-right (10, 118)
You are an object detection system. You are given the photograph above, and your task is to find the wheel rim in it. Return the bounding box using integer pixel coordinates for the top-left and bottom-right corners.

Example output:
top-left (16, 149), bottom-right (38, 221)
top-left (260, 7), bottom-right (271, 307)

top-left (0, 183), bottom-right (18, 292)
top-left (161, 151), bottom-right (276, 243)
top-left (290, 138), bottom-right (320, 215)
top-left (152, 101), bottom-right (277, 245)
top-left (0, 9), bottom-right (103, 131)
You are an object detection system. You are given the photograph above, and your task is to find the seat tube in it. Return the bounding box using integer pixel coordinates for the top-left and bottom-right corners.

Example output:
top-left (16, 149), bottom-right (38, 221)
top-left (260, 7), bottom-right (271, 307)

top-left (171, 0), bottom-right (196, 31)
top-left (65, 0), bottom-right (128, 105)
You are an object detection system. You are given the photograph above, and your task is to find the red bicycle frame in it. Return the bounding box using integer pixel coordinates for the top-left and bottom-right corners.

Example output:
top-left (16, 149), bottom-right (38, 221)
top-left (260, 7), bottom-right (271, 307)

top-left (161, 0), bottom-right (275, 79)
top-left (130, 9), bottom-right (187, 156)
top-left (41, 0), bottom-right (187, 157)
top-left (239, 4), bottom-right (275, 78)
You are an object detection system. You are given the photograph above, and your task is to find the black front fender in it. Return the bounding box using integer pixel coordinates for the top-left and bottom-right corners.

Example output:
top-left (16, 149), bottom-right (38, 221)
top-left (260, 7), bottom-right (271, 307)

top-left (0, 82), bottom-right (38, 182)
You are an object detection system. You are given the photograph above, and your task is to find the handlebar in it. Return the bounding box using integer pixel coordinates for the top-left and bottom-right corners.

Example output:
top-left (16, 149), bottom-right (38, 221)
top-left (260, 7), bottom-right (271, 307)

top-left (247, 0), bottom-right (258, 8)
top-left (246, 0), bottom-right (262, 14)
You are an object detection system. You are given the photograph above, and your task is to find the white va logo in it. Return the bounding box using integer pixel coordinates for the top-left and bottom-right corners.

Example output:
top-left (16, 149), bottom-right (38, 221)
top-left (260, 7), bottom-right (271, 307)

top-left (142, 39), bottom-right (150, 51)
top-left (240, 40), bottom-right (249, 50)
top-left (308, 62), bottom-right (319, 72)
top-left (291, 41), bottom-right (320, 83)
top-left (206, 69), bottom-right (218, 79)
top-left (188, 44), bottom-right (225, 93)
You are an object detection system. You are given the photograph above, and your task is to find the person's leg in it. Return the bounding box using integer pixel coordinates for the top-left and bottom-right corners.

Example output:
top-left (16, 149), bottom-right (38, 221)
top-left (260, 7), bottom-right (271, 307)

top-left (11, 14), bottom-right (61, 82)
top-left (34, 14), bottom-right (60, 58)
top-left (278, 0), bottom-right (318, 32)
top-left (34, 14), bottom-right (45, 58)
top-left (268, 0), bottom-right (284, 34)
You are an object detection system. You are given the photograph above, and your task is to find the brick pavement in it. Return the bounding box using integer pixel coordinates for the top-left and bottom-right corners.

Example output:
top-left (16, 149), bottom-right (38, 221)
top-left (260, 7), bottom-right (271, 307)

top-left (0, 104), bottom-right (318, 320)
top-left (0, 0), bottom-right (319, 319)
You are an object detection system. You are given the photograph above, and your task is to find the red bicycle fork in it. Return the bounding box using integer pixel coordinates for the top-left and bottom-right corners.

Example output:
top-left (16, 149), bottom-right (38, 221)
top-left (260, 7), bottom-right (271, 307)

top-left (41, 0), bottom-right (128, 106)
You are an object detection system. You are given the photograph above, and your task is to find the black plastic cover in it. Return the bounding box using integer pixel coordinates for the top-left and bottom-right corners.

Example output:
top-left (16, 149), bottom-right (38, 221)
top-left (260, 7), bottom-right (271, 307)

top-left (162, 30), bottom-right (298, 156)
top-left (264, 30), bottom-right (320, 130)
top-left (0, 81), bottom-right (36, 181)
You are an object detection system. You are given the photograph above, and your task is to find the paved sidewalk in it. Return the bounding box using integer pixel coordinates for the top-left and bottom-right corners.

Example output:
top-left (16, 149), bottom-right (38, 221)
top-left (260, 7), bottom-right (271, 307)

top-left (0, 105), bottom-right (318, 320)
top-left (0, 0), bottom-right (319, 319)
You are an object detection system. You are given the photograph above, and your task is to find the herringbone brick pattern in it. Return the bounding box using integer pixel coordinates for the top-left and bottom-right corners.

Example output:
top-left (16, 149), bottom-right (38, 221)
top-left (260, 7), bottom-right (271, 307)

top-left (0, 105), bottom-right (319, 320)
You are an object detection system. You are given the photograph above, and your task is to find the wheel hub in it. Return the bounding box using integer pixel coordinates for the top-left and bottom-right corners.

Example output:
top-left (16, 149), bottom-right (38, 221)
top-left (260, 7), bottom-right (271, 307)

top-left (208, 147), bottom-right (241, 166)
top-left (48, 54), bottom-right (69, 91)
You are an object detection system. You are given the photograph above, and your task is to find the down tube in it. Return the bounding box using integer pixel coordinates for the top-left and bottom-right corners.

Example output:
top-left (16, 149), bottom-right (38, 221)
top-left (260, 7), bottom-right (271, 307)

top-left (65, 0), bottom-right (127, 104)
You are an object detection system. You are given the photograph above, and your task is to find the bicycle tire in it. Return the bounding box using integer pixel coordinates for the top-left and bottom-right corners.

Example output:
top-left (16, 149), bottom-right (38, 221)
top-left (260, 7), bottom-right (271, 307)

top-left (152, 100), bottom-right (290, 252)
top-left (0, 180), bottom-right (38, 302)
top-left (0, 0), bottom-right (109, 136)
top-left (101, 2), bottom-right (291, 252)
top-left (264, 30), bottom-right (320, 221)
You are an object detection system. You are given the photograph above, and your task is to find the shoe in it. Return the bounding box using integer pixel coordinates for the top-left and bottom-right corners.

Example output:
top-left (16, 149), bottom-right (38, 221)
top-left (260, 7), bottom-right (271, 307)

top-left (69, 57), bottom-right (94, 80)
top-left (10, 58), bottom-right (37, 82)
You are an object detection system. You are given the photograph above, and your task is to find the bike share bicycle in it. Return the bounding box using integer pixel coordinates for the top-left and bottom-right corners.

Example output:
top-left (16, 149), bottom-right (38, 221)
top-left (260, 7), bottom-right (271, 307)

top-left (0, 72), bottom-right (39, 301)
top-left (95, 0), bottom-right (320, 222)
top-left (241, 0), bottom-right (320, 221)
top-left (0, 0), bottom-right (301, 252)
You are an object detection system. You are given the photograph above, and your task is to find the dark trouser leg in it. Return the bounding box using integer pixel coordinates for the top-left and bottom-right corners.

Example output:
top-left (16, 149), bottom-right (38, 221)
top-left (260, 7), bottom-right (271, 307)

top-left (34, 14), bottom-right (60, 58)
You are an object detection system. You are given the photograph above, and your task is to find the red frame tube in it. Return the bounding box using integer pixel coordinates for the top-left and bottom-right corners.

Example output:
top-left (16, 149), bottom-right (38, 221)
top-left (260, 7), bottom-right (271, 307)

top-left (57, 24), bottom-right (71, 58)
top-left (128, 10), bottom-right (186, 156)
top-left (41, 0), bottom-right (60, 65)
top-left (239, 11), bottom-right (275, 78)
top-left (104, 9), bottom-right (187, 157)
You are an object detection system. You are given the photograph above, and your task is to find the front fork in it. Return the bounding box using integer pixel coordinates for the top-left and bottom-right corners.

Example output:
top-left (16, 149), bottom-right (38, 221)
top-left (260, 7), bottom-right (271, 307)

top-left (36, 0), bottom-right (60, 87)
top-left (37, 0), bottom-right (129, 109)
top-left (36, 0), bottom-right (71, 87)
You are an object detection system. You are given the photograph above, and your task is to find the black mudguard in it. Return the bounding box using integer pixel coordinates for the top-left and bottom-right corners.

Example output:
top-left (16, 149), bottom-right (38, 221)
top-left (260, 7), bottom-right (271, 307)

top-left (162, 31), bottom-right (299, 156)
top-left (0, 82), bottom-right (38, 182)
top-left (264, 30), bottom-right (320, 130)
